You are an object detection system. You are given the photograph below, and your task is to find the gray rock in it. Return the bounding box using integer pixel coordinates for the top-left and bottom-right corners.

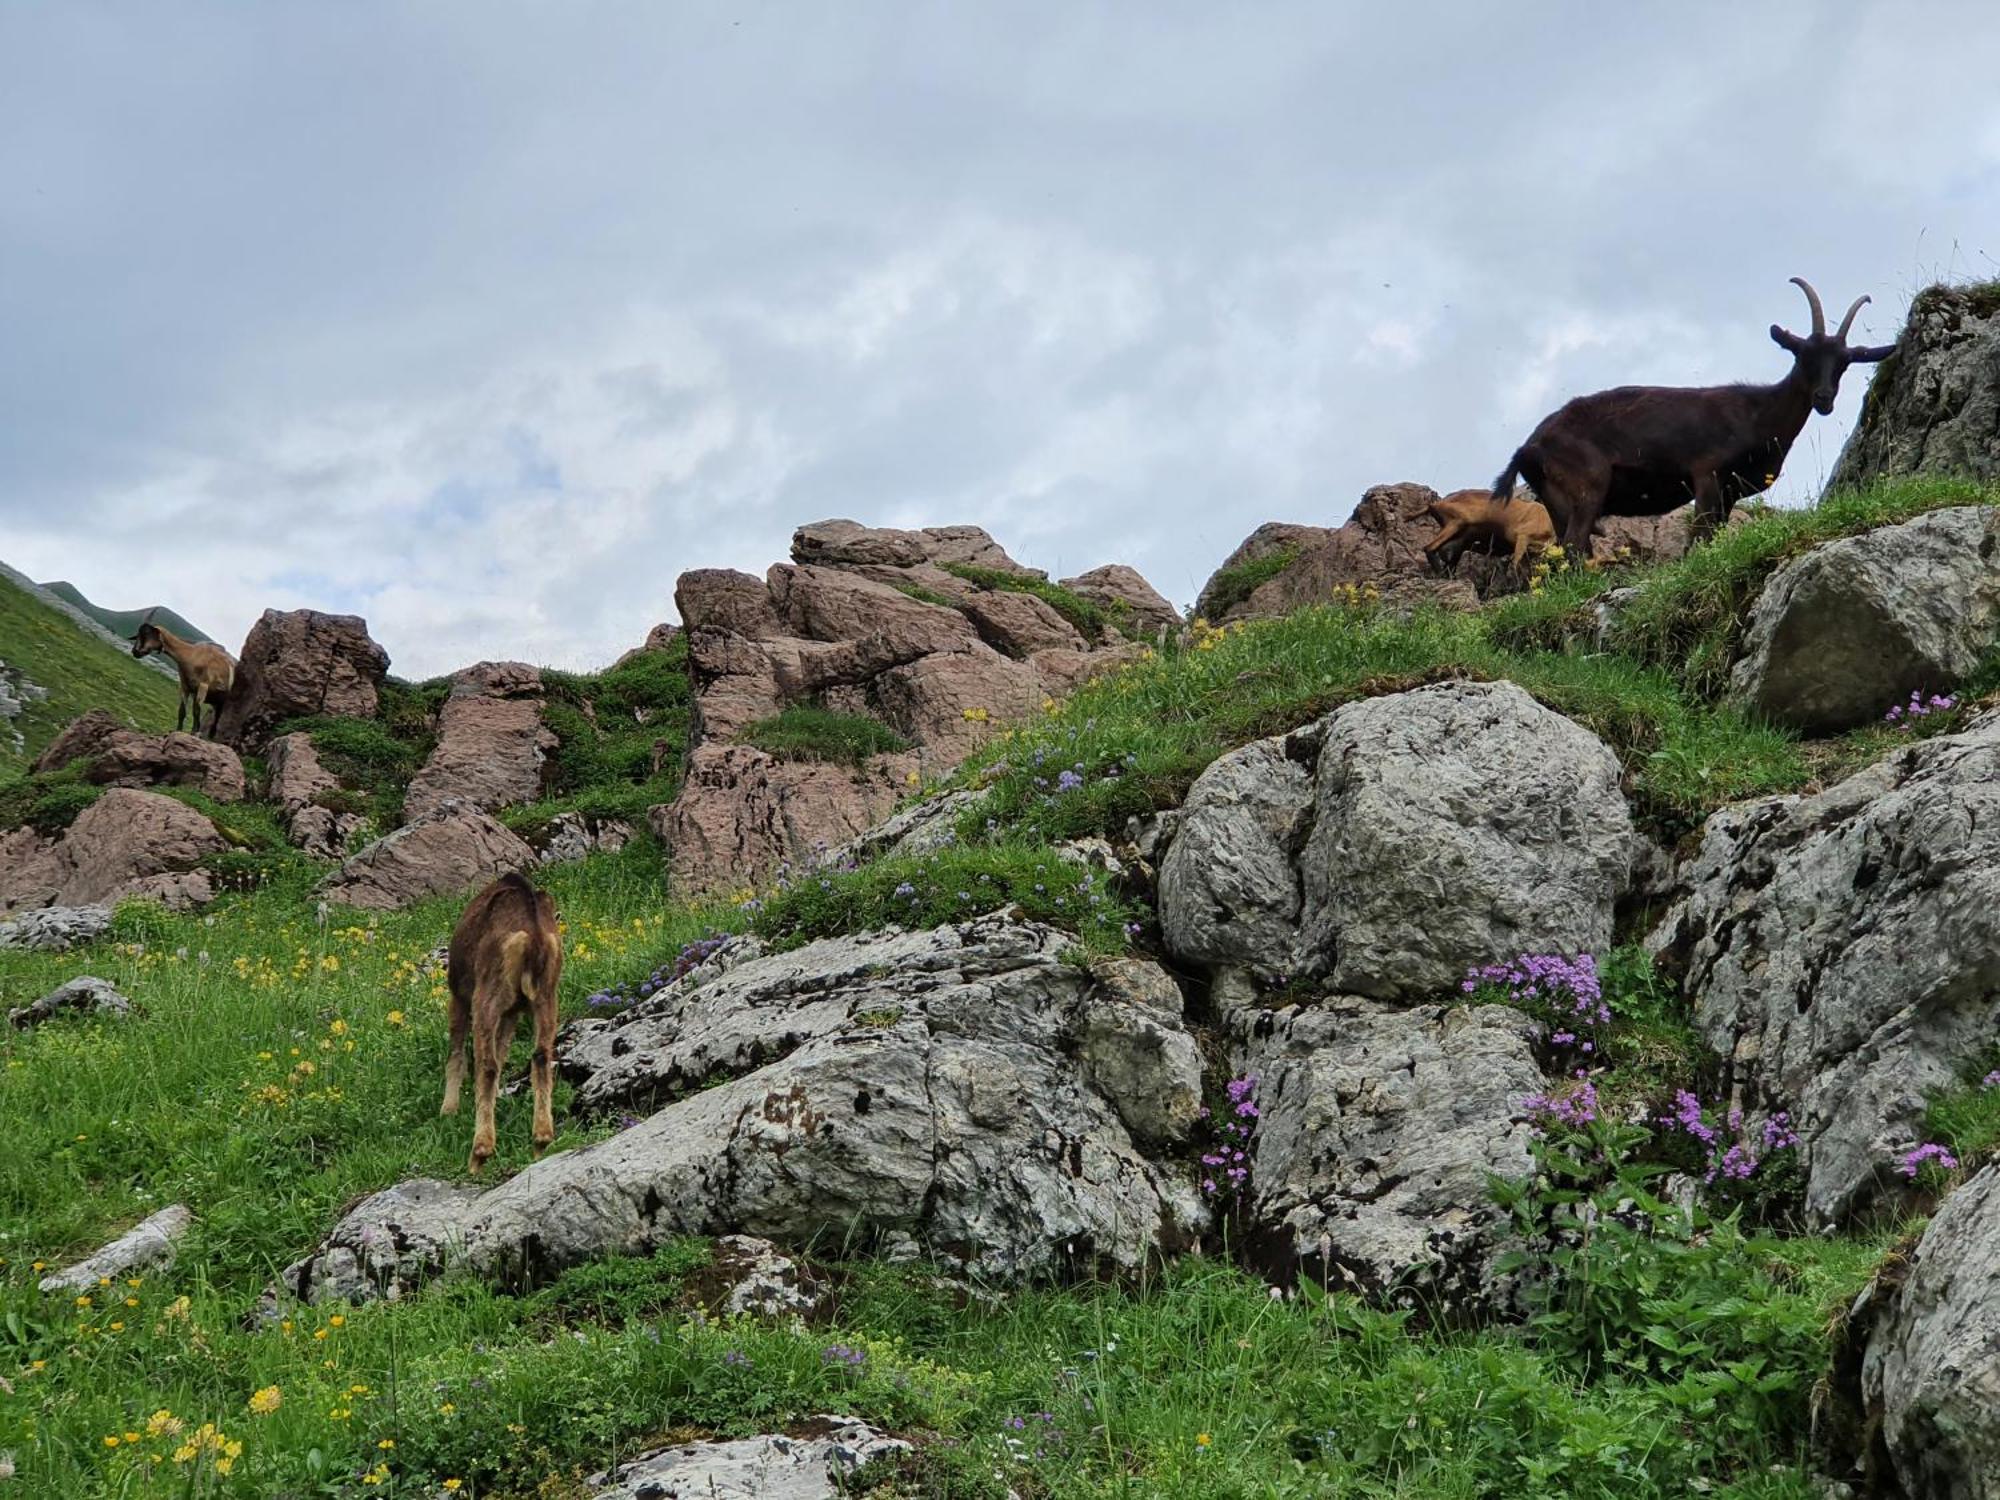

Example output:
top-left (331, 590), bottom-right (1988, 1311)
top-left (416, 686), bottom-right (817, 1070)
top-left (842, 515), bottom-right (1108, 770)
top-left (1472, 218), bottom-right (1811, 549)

top-left (0, 904), bottom-right (113, 952)
top-left (259, 1179), bottom-right (486, 1314)
top-left (10, 975), bottom-right (132, 1029)
top-left (584, 1418), bottom-right (909, 1500)
top-left (533, 811), bottom-right (634, 866)
top-left (1160, 681), bottom-right (1634, 1001)
top-left (267, 917), bottom-right (1204, 1306)
top-left (829, 788), bottom-right (984, 866)
top-left (1650, 708), bottom-right (2000, 1225)
top-left (1593, 586), bottom-right (1643, 653)
top-left (38, 1205), bottom-right (192, 1293)
top-left (1850, 1164), bottom-right (2000, 1498)
top-left (1729, 506), bottom-right (2000, 734)
top-left (1830, 282), bottom-right (2000, 488)
top-left (1231, 991), bottom-right (1542, 1313)
top-left (710, 1234), bottom-right (819, 1320)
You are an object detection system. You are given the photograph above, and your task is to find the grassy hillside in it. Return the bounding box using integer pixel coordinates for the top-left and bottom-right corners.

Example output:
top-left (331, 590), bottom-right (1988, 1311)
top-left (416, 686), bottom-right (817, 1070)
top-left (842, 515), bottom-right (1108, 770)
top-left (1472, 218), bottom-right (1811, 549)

top-left (3, 478), bottom-right (1994, 1497)
top-left (38, 581), bottom-right (212, 645)
top-left (0, 571), bottom-right (184, 768)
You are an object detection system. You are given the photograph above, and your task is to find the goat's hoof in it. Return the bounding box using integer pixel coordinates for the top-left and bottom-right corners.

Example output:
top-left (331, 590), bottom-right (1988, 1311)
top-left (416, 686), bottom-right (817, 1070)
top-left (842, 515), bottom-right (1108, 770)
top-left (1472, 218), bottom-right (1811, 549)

top-left (440, 1101), bottom-right (459, 1117)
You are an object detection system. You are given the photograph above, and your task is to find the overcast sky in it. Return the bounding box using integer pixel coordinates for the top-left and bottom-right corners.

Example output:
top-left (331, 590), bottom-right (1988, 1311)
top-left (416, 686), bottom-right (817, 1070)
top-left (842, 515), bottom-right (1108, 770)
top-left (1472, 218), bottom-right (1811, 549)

top-left (4, 4), bottom-right (1998, 678)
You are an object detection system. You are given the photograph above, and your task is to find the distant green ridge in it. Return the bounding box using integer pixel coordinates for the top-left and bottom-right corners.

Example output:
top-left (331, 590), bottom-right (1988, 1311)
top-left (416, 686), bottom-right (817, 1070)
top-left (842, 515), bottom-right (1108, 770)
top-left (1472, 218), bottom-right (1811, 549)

top-left (40, 579), bottom-right (212, 644)
top-left (0, 566), bottom-right (183, 767)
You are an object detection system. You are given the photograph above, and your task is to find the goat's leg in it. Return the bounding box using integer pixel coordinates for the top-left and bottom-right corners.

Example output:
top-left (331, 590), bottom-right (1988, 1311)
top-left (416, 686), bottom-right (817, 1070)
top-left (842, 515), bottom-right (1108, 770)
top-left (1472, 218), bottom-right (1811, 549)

top-left (1688, 471), bottom-right (1725, 545)
top-left (529, 996), bottom-right (557, 1155)
top-left (189, 685), bottom-right (208, 739)
top-left (175, 690), bottom-right (188, 733)
top-left (1424, 518), bottom-right (1467, 574)
top-left (1510, 529), bottom-right (1533, 574)
top-left (469, 1007), bottom-right (519, 1174)
top-left (441, 983), bottom-right (471, 1117)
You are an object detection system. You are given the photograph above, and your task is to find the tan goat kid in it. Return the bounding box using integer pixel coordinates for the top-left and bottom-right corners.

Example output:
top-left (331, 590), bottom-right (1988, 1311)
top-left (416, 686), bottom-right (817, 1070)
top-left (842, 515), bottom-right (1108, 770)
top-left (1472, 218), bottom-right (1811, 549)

top-left (1423, 489), bottom-right (1557, 575)
top-left (130, 612), bottom-right (237, 738)
top-left (441, 873), bottom-right (564, 1174)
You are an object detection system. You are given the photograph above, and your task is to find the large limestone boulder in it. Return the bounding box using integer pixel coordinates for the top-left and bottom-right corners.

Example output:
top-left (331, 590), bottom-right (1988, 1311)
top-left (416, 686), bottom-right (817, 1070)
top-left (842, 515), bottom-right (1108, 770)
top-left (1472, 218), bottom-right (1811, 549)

top-left (0, 904), bottom-right (113, 952)
top-left (1835, 1164), bottom-right (2000, 1498)
top-left (264, 732), bottom-right (365, 858)
top-left (1650, 708), bottom-right (2000, 1226)
top-left (1160, 681), bottom-right (1635, 999)
top-left (267, 917), bottom-right (1204, 1305)
top-left (36, 1205), bottom-right (193, 1294)
top-left (10, 975), bottom-right (133, 1029)
top-left (0, 788), bottom-right (224, 915)
top-left (1830, 282), bottom-right (2000, 487)
top-left (403, 661), bottom-right (556, 820)
top-left (658, 744), bottom-right (919, 895)
top-left (215, 608), bottom-right (391, 750)
top-left (585, 1421), bottom-right (910, 1500)
top-left (34, 709), bottom-right (246, 801)
top-left (1231, 985), bottom-right (1542, 1313)
top-left (318, 801), bottom-right (534, 911)
top-left (1728, 504), bottom-right (2000, 734)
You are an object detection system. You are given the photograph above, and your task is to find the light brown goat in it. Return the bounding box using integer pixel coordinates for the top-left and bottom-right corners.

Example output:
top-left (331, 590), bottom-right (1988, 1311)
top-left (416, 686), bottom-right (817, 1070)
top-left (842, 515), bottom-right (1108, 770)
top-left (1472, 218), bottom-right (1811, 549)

top-left (130, 612), bottom-right (237, 738)
top-left (441, 873), bottom-right (564, 1174)
top-left (1423, 489), bottom-right (1557, 575)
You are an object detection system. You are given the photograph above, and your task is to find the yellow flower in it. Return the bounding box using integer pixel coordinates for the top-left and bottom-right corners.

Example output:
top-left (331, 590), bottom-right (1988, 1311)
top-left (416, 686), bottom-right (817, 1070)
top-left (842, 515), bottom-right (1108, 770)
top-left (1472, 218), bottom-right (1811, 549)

top-left (386, 1011), bottom-right (405, 1027)
top-left (108, 1320), bottom-right (125, 1332)
top-left (1196, 1432), bottom-right (1212, 1447)
top-left (349, 1383), bottom-right (370, 1395)
top-left (320, 954), bottom-right (340, 972)
top-left (103, 1435), bottom-right (121, 1448)
top-left (147, 1410), bottom-right (182, 1437)
top-left (248, 1385), bottom-right (283, 1415)
top-left (329, 1314), bottom-right (345, 1327)
top-left (445, 1482), bottom-right (464, 1493)
top-left (329, 1018), bottom-right (348, 1036)
top-left (313, 1328), bottom-right (328, 1341)
top-left (438, 1402), bottom-right (456, 1415)
top-left (74, 1295), bottom-right (91, 1308)
top-left (215, 1457), bottom-right (235, 1475)
top-left (123, 1432), bottom-right (140, 1444)
top-left (124, 1296), bottom-right (139, 1307)
top-left (377, 1438), bottom-right (396, 1450)
top-left (165, 1295), bottom-right (190, 1320)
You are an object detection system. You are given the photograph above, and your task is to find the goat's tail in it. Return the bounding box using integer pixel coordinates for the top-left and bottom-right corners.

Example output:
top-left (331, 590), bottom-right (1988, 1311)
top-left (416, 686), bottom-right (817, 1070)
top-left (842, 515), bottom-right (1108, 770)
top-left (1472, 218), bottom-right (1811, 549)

top-left (499, 910), bottom-right (562, 1009)
top-left (1491, 450), bottom-right (1526, 503)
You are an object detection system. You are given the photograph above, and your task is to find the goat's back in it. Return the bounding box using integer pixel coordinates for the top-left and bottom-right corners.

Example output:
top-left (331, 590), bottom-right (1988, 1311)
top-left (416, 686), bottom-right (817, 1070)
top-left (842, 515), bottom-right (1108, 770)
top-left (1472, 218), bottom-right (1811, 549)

top-left (448, 874), bottom-right (561, 1006)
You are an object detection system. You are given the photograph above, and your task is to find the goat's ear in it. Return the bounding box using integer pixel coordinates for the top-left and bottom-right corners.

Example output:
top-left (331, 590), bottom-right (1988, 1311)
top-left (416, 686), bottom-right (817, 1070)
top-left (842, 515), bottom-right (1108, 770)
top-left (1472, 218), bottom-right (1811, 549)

top-left (1848, 341), bottom-right (1897, 363)
top-left (1770, 324), bottom-right (1805, 353)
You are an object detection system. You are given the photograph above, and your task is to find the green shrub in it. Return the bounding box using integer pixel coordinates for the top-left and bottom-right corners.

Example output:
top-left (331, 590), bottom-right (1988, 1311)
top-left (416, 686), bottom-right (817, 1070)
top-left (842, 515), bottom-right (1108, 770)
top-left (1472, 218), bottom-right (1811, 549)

top-left (740, 705), bottom-right (912, 766)
top-left (938, 562), bottom-right (1127, 642)
top-left (1198, 544), bottom-right (1300, 619)
top-left (0, 765), bottom-right (104, 834)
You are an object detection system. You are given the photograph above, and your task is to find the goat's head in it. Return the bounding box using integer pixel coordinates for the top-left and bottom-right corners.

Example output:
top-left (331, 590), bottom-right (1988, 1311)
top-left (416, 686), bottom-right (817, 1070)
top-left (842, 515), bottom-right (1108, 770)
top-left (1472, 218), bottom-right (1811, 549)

top-left (1771, 277), bottom-right (1897, 415)
top-left (131, 610), bottom-right (162, 658)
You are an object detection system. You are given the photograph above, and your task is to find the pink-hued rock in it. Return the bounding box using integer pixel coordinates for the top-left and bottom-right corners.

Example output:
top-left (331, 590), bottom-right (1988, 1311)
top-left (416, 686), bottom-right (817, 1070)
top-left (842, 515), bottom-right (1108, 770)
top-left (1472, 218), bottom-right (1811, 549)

top-left (790, 519), bottom-right (1038, 576)
top-left (1061, 564), bottom-right (1183, 638)
top-left (265, 732), bottom-right (366, 859)
top-left (612, 622), bottom-right (682, 670)
top-left (1029, 643), bottom-right (1147, 700)
top-left (872, 648), bottom-right (1042, 763)
top-left (0, 788), bottom-right (225, 915)
top-left (33, 710), bottom-right (246, 802)
top-left (319, 802), bottom-right (535, 911)
top-left (656, 744), bottom-right (920, 895)
top-left (958, 590), bottom-right (1085, 658)
top-left (402, 662), bottom-right (556, 821)
top-left (214, 608), bottom-right (391, 750)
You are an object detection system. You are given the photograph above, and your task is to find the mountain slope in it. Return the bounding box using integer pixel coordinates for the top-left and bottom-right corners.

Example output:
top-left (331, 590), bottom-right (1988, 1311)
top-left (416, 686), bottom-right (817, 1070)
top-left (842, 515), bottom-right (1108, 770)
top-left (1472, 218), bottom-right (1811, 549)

top-left (39, 579), bottom-right (212, 644)
top-left (0, 564), bottom-right (183, 766)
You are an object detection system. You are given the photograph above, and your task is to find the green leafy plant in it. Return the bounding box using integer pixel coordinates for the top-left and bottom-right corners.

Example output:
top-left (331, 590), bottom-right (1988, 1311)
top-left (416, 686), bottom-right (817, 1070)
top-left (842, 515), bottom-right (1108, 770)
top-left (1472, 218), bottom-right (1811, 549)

top-left (739, 705), bottom-right (911, 766)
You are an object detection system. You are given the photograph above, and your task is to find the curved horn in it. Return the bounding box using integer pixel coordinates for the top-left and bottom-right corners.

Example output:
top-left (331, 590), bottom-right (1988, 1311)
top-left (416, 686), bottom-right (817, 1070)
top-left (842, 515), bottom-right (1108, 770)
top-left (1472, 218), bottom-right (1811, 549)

top-left (1835, 295), bottom-right (1870, 341)
top-left (1789, 276), bottom-right (1827, 336)
top-left (140, 608), bottom-right (157, 627)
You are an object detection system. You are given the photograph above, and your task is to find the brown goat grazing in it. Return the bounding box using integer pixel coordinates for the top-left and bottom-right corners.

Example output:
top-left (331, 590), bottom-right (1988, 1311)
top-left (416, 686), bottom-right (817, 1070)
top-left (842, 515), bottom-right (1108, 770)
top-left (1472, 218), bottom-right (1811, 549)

top-left (1492, 277), bottom-right (1896, 553)
top-left (1423, 489), bottom-right (1556, 574)
top-left (441, 873), bottom-right (564, 1174)
top-left (130, 612), bottom-right (237, 738)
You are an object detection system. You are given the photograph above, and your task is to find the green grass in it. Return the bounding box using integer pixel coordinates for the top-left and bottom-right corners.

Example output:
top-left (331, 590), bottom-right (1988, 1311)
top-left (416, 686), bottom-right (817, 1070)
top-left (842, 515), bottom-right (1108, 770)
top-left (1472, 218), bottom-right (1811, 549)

top-left (737, 705), bottom-right (912, 767)
top-left (36, 582), bottom-right (212, 646)
top-left (939, 562), bottom-right (1129, 643)
top-left (0, 572), bottom-right (183, 769)
top-left (526, 639), bottom-right (692, 837)
top-left (1198, 544), bottom-right (1302, 620)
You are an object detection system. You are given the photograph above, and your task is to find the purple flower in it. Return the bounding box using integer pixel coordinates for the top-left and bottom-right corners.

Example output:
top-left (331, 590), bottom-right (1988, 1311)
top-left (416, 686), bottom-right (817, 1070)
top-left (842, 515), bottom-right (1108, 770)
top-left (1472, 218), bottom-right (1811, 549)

top-left (1056, 770), bottom-right (1084, 793)
top-left (1982, 1069), bottom-right (2000, 1091)
top-left (722, 1349), bottom-right (752, 1368)
top-left (1899, 1142), bottom-right (1959, 1178)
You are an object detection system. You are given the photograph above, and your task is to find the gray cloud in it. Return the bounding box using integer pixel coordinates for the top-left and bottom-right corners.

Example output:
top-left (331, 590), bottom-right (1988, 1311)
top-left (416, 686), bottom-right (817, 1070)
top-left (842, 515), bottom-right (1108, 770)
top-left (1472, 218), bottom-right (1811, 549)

top-left (2, 3), bottom-right (1997, 675)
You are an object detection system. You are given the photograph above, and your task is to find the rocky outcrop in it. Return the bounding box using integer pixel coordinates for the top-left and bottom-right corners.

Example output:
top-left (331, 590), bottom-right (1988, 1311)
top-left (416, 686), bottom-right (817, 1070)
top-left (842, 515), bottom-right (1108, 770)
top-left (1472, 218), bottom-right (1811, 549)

top-left (1728, 505), bottom-right (2000, 734)
top-left (214, 608), bottom-right (391, 750)
top-left (584, 1420), bottom-right (909, 1500)
top-left (0, 657), bottom-right (49, 756)
top-left (531, 810), bottom-right (635, 866)
top-left (318, 800), bottom-right (534, 910)
top-left (264, 732), bottom-right (365, 858)
top-left (1649, 708), bottom-right (2000, 1226)
top-left (0, 904), bottom-right (113, 952)
top-left (1159, 681), bottom-right (1635, 998)
top-left (0, 788), bottom-right (224, 915)
top-left (1194, 484), bottom-right (1724, 624)
top-left (665, 521), bottom-right (1166, 891)
top-left (1061, 564), bottom-right (1182, 638)
top-left (37, 1205), bottom-right (192, 1293)
top-left (830, 788), bottom-right (984, 867)
top-left (402, 661), bottom-right (556, 820)
top-left (1229, 984), bottom-right (1541, 1314)
top-left (657, 744), bottom-right (919, 894)
top-left (33, 709), bottom-right (246, 801)
top-left (268, 917), bottom-right (1204, 1305)
top-left (10, 975), bottom-right (132, 1029)
top-left (1830, 282), bottom-right (2000, 488)
top-left (612, 621), bottom-right (682, 670)
top-left (1834, 1164), bottom-right (2000, 1498)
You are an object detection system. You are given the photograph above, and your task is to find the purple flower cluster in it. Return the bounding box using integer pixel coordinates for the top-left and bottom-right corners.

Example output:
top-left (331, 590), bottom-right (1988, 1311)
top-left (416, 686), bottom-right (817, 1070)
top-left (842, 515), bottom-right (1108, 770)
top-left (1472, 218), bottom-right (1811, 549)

top-left (1522, 1076), bottom-right (1600, 1131)
top-left (722, 1349), bottom-right (753, 1369)
top-left (1464, 953), bottom-right (1608, 1058)
top-left (1898, 1142), bottom-right (1960, 1179)
top-left (1885, 689), bottom-right (1958, 726)
top-left (822, 1343), bottom-right (866, 1369)
top-left (1656, 1091), bottom-right (1799, 1185)
top-left (1002, 1411), bottom-right (1067, 1463)
top-left (1199, 1075), bottom-right (1259, 1200)
top-left (586, 932), bottom-right (730, 1009)
top-left (1983, 1068), bottom-right (2000, 1091)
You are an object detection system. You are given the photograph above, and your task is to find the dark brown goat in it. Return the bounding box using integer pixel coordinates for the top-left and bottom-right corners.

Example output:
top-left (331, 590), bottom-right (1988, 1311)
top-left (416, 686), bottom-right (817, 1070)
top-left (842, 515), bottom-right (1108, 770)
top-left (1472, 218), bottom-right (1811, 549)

top-left (131, 612), bottom-right (237, 738)
top-left (1492, 278), bottom-right (1896, 552)
top-left (441, 873), bottom-right (564, 1174)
